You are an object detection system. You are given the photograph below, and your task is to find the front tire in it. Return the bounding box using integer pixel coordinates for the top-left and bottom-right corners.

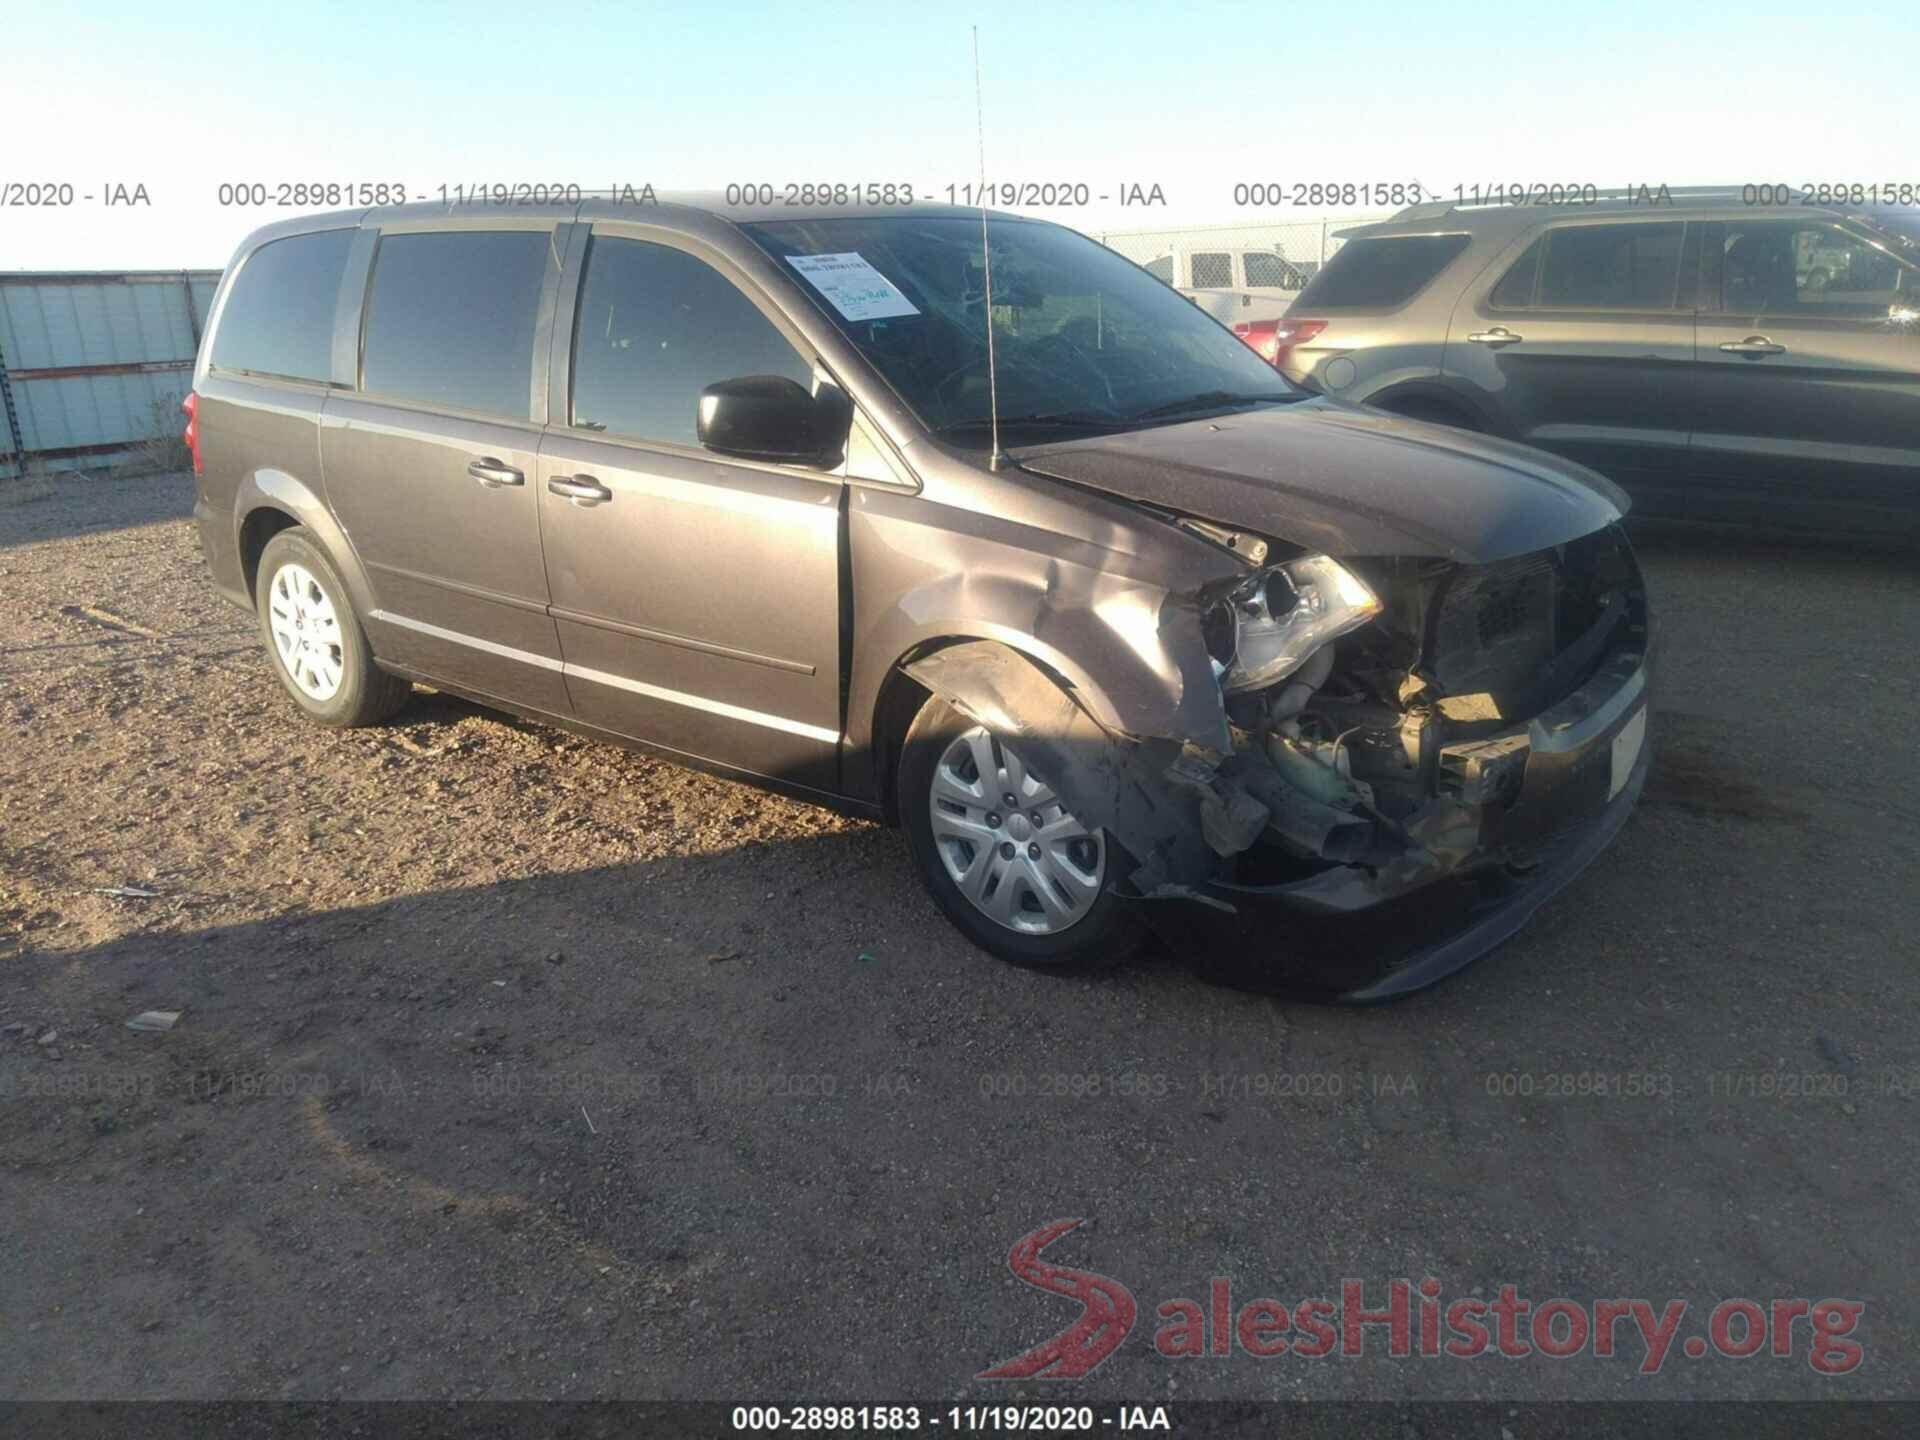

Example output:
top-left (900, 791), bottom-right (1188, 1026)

top-left (899, 695), bottom-right (1135, 970)
top-left (255, 528), bottom-right (410, 728)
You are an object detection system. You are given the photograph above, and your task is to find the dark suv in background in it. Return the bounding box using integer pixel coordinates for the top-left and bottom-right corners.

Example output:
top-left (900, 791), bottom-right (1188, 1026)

top-left (1271, 189), bottom-right (1920, 540)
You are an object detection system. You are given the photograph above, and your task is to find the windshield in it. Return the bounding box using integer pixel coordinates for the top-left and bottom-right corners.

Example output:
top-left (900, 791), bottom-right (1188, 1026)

top-left (742, 216), bottom-right (1298, 441)
top-left (1864, 210), bottom-right (1920, 251)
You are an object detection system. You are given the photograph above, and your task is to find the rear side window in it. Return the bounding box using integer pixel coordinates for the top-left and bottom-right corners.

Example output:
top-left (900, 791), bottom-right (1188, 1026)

top-left (1294, 235), bottom-right (1470, 308)
top-left (361, 230), bottom-right (552, 420)
top-left (1190, 252), bottom-right (1233, 288)
top-left (1538, 222), bottom-right (1684, 309)
top-left (210, 229), bottom-right (353, 382)
top-left (569, 236), bottom-right (812, 447)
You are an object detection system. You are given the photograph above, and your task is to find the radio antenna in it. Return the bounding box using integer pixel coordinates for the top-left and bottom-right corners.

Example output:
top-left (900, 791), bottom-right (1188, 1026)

top-left (972, 25), bottom-right (1004, 471)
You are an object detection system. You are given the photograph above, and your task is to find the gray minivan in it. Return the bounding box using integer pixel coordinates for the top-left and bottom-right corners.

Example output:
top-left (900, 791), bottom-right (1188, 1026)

top-left (1272, 188), bottom-right (1920, 540)
top-left (189, 195), bottom-right (1652, 999)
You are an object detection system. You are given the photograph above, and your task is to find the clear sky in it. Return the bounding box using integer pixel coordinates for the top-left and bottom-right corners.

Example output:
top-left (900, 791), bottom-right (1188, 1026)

top-left (4, 0), bottom-right (1914, 269)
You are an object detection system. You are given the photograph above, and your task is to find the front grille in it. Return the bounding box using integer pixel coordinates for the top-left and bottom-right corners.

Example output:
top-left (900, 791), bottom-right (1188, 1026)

top-left (1427, 552), bottom-right (1558, 699)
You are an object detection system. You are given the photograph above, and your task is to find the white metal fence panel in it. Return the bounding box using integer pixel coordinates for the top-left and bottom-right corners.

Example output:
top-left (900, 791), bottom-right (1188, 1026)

top-left (0, 270), bottom-right (219, 479)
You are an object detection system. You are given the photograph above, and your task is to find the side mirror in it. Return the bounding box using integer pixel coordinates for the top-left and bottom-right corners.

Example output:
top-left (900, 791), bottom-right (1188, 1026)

top-left (696, 375), bottom-right (850, 466)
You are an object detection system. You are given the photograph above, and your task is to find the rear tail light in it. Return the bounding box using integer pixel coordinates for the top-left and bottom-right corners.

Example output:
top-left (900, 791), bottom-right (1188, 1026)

top-left (1262, 318), bottom-right (1328, 370)
top-left (1232, 318), bottom-right (1328, 369)
top-left (1232, 320), bottom-right (1276, 358)
top-left (181, 392), bottom-right (202, 475)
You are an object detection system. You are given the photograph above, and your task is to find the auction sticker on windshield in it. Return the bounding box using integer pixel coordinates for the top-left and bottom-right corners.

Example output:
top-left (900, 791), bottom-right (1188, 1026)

top-left (786, 252), bottom-right (921, 321)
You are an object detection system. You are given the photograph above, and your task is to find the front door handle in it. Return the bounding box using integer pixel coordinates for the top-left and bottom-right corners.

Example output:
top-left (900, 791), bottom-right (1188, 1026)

top-left (467, 458), bottom-right (525, 488)
top-left (1719, 336), bottom-right (1787, 358)
top-left (1467, 327), bottom-right (1523, 348)
top-left (548, 474), bottom-right (612, 506)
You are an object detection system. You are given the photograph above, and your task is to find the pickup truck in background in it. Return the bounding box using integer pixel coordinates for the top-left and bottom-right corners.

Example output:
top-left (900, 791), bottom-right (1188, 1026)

top-left (1143, 246), bottom-right (1317, 326)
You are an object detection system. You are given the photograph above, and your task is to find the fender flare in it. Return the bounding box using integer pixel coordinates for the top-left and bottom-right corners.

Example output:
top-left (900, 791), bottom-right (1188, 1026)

top-left (233, 469), bottom-right (378, 619)
top-left (1363, 381), bottom-right (1497, 434)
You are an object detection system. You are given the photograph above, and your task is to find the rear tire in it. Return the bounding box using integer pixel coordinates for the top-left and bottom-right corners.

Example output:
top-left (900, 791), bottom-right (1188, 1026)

top-left (255, 528), bottom-right (410, 728)
top-left (898, 694), bottom-right (1135, 971)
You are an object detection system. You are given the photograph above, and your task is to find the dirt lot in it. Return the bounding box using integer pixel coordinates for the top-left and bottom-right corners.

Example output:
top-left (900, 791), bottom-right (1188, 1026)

top-left (3, 470), bottom-right (1917, 1404)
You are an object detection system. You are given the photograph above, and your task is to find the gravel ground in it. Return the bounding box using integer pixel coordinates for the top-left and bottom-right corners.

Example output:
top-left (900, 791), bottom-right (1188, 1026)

top-left (2, 470), bottom-right (1916, 1404)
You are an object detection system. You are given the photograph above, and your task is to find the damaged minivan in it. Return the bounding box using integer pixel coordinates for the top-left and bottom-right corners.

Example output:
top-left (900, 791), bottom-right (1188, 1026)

top-left (190, 196), bottom-right (1650, 999)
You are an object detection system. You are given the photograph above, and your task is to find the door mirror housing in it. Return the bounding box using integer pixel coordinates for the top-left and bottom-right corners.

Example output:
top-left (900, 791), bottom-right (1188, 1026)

top-left (696, 375), bottom-right (851, 466)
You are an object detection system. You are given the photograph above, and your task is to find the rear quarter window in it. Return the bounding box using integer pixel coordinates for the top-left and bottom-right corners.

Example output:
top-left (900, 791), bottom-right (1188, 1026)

top-left (1294, 234), bottom-right (1470, 308)
top-left (210, 228), bottom-right (354, 382)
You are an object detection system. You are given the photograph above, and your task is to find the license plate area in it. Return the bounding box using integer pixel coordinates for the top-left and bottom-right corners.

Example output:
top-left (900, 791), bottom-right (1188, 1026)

top-left (1609, 706), bottom-right (1648, 800)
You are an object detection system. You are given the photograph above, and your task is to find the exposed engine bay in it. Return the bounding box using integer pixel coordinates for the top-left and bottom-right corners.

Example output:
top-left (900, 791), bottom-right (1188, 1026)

top-left (1173, 522), bottom-right (1649, 901)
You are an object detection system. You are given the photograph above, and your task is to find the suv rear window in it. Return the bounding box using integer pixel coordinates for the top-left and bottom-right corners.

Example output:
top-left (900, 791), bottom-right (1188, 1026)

top-left (361, 230), bottom-right (552, 420)
top-left (1294, 235), bottom-right (1469, 308)
top-left (210, 229), bottom-right (353, 382)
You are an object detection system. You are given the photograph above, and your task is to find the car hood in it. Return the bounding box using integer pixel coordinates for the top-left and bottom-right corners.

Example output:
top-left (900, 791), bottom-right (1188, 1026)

top-left (1015, 398), bottom-right (1628, 563)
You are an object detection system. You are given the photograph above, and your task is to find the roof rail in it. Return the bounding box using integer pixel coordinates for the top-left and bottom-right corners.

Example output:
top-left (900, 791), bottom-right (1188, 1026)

top-left (1386, 184), bottom-right (1823, 224)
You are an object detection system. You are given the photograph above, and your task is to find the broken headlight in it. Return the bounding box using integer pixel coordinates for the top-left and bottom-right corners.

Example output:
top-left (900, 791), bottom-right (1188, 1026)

top-left (1209, 555), bottom-right (1382, 694)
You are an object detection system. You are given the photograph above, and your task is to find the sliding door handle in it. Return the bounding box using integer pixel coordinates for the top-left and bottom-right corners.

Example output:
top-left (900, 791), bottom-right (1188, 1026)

top-left (548, 474), bottom-right (612, 506)
top-left (1719, 336), bottom-right (1786, 357)
top-left (467, 458), bottom-right (525, 488)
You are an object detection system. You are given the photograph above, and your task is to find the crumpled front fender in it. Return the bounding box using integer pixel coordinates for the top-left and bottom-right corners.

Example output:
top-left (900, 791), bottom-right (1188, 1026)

top-left (904, 641), bottom-right (1216, 896)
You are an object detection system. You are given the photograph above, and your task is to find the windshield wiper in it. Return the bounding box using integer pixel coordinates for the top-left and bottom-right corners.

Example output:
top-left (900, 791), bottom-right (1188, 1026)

top-left (933, 411), bottom-right (1125, 435)
top-left (1130, 391), bottom-right (1295, 421)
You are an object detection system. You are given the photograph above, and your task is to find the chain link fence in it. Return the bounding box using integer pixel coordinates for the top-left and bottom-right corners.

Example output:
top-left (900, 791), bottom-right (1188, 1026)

top-left (1094, 216), bottom-right (1391, 325)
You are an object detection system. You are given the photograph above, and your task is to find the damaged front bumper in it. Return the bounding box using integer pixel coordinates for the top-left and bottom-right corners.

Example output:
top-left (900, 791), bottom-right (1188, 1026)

top-left (904, 524), bottom-right (1652, 1001)
top-left (1154, 650), bottom-right (1650, 1001)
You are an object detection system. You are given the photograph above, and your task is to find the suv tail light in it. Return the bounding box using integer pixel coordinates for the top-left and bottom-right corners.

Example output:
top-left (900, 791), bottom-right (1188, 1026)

top-left (1232, 318), bottom-right (1328, 369)
top-left (181, 392), bottom-right (203, 476)
top-left (1262, 318), bottom-right (1328, 370)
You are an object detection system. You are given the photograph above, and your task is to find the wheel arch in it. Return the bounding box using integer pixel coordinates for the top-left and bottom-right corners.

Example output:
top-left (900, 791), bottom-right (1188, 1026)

top-left (868, 635), bottom-right (1123, 826)
top-left (233, 469), bottom-right (377, 619)
top-left (1364, 381), bottom-right (1493, 432)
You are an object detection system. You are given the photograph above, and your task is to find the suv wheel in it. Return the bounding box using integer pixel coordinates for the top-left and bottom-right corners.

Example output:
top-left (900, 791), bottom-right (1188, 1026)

top-left (256, 528), bottom-right (410, 727)
top-left (899, 694), bottom-right (1134, 969)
